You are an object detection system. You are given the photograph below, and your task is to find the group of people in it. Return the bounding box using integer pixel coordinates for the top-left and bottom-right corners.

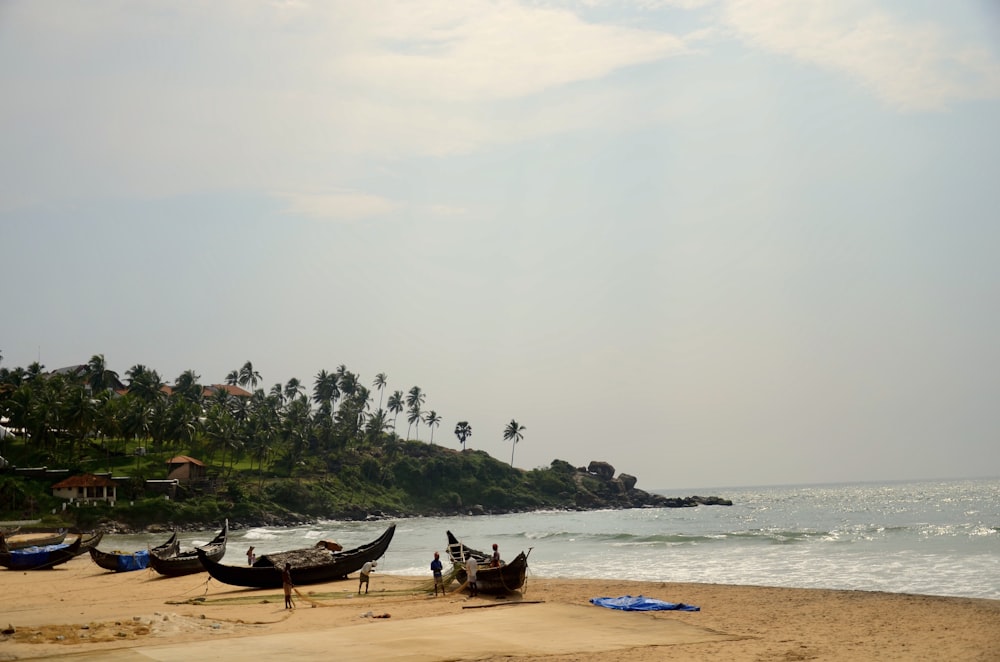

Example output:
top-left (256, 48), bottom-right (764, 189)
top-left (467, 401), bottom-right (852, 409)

top-left (431, 543), bottom-right (502, 597)
top-left (252, 541), bottom-right (503, 610)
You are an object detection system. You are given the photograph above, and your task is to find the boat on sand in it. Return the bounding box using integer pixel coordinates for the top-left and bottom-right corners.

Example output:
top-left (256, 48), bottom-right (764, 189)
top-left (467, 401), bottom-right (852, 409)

top-left (89, 532), bottom-right (179, 572)
top-left (199, 523), bottom-right (395, 588)
top-left (446, 530), bottom-right (530, 594)
top-left (0, 531), bottom-right (103, 570)
top-left (149, 521), bottom-right (227, 577)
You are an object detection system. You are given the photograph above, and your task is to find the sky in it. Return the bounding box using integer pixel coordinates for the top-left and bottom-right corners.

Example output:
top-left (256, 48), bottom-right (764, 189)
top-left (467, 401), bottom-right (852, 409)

top-left (2, 1), bottom-right (999, 491)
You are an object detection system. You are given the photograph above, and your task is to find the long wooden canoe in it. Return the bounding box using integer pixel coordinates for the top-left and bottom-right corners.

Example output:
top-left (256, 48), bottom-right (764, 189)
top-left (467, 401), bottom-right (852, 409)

top-left (0, 529), bottom-right (67, 552)
top-left (149, 521), bottom-right (227, 577)
top-left (0, 531), bottom-right (103, 570)
top-left (198, 523), bottom-right (395, 588)
top-left (446, 530), bottom-right (529, 594)
top-left (89, 532), bottom-right (179, 572)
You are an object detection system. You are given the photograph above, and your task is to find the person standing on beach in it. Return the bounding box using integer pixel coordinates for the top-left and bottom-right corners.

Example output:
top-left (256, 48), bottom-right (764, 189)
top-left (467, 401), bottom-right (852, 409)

top-left (466, 555), bottom-right (478, 597)
top-left (246, 546), bottom-right (255, 566)
top-left (431, 552), bottom-right (444, 596)
top-left (359, 560), bottom-right (375, 594)
top-left (491, 543), bottom-right (501, 568)
top-left (282, 563), bottom-right (294, 609)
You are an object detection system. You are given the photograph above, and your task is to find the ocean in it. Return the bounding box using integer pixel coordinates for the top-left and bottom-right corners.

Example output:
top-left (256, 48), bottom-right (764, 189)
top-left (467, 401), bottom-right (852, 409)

top-left (97, 477), bottom-right (1000, 600)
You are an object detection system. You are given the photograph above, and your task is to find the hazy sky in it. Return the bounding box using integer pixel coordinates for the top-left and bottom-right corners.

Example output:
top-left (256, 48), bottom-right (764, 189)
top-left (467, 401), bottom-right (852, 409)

top-left (2, 1), bottom-right (999, 490)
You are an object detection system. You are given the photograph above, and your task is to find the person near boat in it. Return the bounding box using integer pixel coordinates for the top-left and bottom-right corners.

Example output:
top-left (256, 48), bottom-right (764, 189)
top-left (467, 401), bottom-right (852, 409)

top-left (431, 552), bottom-right (444, 596)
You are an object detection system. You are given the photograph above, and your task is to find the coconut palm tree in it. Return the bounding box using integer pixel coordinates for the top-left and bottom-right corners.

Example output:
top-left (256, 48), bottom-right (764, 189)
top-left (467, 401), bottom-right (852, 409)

top-left (454, 421), bottom-right (472, 451)
top-left (423, 410), bottom-right (441, 444)
top-left (313, 369), bottom-right (339, 413)
top-left (238, 361), bottom-right (261, 392)
top-left (284, 377), bottom-right (304, 404)
top-left (503, 419), bottom-right (526, 468)
top-left (406, 405), bottom-right (422, 440)
top-left (373, 373), bottom-right (388, 410)
top-left (84, 354), bottom-right (120, 393)
top-left (387, 390), bottom-right (404, 431)
top-left (172, 369), bottom-right (202, 403)
top-left (125, 365), bottom-right (164, 402)
top-left (405, 386), bottom-right (425, 439)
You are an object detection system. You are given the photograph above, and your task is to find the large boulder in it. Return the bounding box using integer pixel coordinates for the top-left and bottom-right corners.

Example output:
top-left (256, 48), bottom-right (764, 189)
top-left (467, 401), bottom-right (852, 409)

top-left (587, 461), bottom-right (615, 479)
top-left (618, 473), bottom-right (637, 491)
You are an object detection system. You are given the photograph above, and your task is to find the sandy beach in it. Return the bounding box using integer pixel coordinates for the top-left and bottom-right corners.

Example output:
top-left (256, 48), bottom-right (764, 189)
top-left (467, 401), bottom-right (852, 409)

top-left (0, 555), bottom-right (997, 661)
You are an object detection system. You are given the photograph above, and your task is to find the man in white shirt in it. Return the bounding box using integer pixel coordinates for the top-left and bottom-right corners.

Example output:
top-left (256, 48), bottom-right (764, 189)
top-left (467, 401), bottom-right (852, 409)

top-left (359, 560), bottom-right (376, 594)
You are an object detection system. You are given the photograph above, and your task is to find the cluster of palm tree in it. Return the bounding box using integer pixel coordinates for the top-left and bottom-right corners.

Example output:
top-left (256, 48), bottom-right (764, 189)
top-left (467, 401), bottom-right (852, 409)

top-left (0, 352), bottom-right (528, 474)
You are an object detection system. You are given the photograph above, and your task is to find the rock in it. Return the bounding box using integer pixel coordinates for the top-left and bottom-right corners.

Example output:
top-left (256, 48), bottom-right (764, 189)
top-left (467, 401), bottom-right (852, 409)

top-left (619, 473), bottom-right (637, 491)
top-left (587, 461), bottom-right (615, 479)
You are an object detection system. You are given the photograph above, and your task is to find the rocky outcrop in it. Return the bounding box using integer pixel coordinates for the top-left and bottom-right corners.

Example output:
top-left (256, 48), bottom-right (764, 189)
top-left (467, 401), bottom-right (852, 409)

top-left (587, 461), bottom-right (615, 479)
top-left (572, 460), bottom-right (732, 511)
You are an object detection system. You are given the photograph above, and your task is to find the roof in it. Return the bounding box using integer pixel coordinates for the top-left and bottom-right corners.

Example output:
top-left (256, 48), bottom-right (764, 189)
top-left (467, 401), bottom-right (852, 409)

top-left (204, 384), bottom-right (252, 397)
top-left (166, 456), bottom-right (205, 466)
top-left (51, 473), bottom-right (117, 489)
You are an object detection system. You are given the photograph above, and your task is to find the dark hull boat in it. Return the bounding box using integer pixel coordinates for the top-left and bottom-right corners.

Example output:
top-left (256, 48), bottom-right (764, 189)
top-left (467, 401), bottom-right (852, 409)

top-left (0, 531), bottom-right (103, 570)
top-left (0, 529), bottom-right (67, 552)
top-left (149, 521), bottom-right (227, 577)
top-left (199, 523), bottom-right (396, 589)
top-left (89, 532), bottom-right (179, 572)
top-left (446, 530), bottom-right (529, 594)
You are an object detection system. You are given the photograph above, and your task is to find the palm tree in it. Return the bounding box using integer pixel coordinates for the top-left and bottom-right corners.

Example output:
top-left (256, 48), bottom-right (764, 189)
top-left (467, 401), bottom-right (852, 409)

top-left (373, 373), bottom-right (388, 410)
top-left (387, 390), bottom-right (404, 431)
top-left (284, 377), bottom-right (303, 404)
top-left (364, 408), bottom-right (393, 444)
top-left (313, 369), bottom-right (339, 412)
top-left (238, 361), bottom-right (261, 392)
top-left (503, 419), bottom-right (526, 468)
top-left (225, 370), bottom-right (239, 386)
top-left (423, 410), bottom-right (441, 444)
top-left (125, 365), bottom-right (164, 402)
top-left (454, 421), bottom-right (472, 451)
top-left (406, 406), bottom-right (422, 440)
top-left (172, 369), bottom-right (202, 403)
top-left (405, 386), bottom-right (425, 439)
top-left (84, 354), bottom-right (119, 393)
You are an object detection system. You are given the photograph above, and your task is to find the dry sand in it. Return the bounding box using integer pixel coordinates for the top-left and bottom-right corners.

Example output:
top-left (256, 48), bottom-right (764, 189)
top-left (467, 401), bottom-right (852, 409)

top-left (0, 554), bottom-right (997, 661)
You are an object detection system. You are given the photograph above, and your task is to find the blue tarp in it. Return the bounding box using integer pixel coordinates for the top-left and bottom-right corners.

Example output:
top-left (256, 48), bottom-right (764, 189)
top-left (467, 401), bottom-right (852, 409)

top-left (117, 549), bottom-right (150, 572)
top-left (590, 595), bottom-right (700, 612)
top-left (7, 543), bottom-right (69, 569)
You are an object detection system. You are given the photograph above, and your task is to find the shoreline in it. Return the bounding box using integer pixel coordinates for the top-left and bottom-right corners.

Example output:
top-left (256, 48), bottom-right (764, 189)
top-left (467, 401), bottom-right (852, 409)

top-left (1, 556), bottom-right (997, 660)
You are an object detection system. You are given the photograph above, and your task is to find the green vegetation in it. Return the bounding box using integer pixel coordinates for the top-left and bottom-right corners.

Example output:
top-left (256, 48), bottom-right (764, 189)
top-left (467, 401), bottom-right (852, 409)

top-left (0, 354), bottom-right (667, 529)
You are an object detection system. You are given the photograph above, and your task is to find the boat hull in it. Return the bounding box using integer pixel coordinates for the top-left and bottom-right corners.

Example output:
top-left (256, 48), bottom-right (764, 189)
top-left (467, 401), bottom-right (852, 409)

top-left (199, 524), bottom-right (396, 588)
top-left (149, 522), bottom-right (227, 577)
top-left (446, 530), bottom-right (529, 594)
top-left (89, 532), bottom-right (179, 572)
top-left (0, 531), bottom-right (102, 570)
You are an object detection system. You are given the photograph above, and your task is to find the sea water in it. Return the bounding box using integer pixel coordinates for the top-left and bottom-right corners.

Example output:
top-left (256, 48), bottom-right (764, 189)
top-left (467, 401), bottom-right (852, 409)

top-left (98, 477), bottom-right (1000, 600)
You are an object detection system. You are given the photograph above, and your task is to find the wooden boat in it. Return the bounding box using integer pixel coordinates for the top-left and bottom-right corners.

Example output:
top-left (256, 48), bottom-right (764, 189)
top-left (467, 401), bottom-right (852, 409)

top-left (0, 531), bottom-right (103, 570)
top-left (198, 523), bottom-right (396, 588)
top-left (89, 532), bottom-right (179, 572)
top-left (0, 529), bottom-right (67, 552)
top-left (149, 521), bottom-right (227, 577)
top-left (446, 530), bottom-right (530, 594)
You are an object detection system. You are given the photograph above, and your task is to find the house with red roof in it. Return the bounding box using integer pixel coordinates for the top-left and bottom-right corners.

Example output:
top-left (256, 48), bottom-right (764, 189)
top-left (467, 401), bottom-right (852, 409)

top-left (51, 473), bottom-right (117, 503)
top-left (166, 456), bottom-right (207, 482)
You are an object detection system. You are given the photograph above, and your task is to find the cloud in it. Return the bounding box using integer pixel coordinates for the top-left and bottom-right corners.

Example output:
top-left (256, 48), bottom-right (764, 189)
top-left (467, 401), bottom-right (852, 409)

top-left (277, 190), bottom-right (399, 221)
top-left (721, 0), bottom-right (1000, 111)
top-left (0, 1), bottom-right (693, 207)
top-left (330, 2), bottom-right (688, 103)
